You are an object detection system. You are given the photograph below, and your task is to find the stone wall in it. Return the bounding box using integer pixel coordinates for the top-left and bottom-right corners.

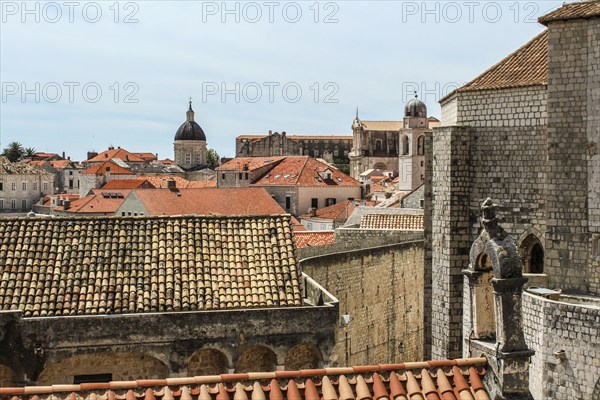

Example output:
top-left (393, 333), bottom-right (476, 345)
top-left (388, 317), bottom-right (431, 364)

top-left (0, 304), bottom-right (337, 384)
top-left (523, 292), bottom-right (600, 399)
top-left (300, 241), bottom-right (425, 366)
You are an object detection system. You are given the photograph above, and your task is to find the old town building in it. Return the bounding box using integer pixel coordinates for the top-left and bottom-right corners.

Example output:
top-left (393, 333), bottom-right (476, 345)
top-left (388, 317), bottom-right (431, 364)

top-left (427, 2), bottom-right (600, 398)
top-left (0, 156), bottom-right (54, 213)
top-left (174, 101), bottom-right (208, 171)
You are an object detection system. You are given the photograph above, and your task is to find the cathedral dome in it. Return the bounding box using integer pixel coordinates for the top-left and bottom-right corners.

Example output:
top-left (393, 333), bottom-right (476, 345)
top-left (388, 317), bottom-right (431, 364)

top-left (175, 101), bottom-right (206, 141)
top-left (404, 96), bottom-right (427, 118)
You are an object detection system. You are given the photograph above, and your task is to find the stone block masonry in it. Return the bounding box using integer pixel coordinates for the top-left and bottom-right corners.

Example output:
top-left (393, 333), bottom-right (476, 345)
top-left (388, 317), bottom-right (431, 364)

top-left (300, 241), bottom-right (425, 366)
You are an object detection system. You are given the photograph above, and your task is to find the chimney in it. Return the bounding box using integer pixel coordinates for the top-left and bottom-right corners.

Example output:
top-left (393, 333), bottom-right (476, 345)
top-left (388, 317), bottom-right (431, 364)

top-left (243, 163), bottom-right (249, 171)
top-left (282, 131), bottom-right (287, 137)
top-left (87, 151), bottom-right (98, 160)
top-left (167, 179), bottom-right (177, 190)
top-left (62, 151), bottom-right (66, 159)
top-left (268, 130), bottom-right (273, 135)
top-left (63, 199), bottom-right (71, 210)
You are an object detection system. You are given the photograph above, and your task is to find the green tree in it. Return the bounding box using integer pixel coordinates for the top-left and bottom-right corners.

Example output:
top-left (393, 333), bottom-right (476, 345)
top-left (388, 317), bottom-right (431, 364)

top-left (206, 148), bottom-right (220, 166)
top-left (2, 142), bottom-right (25, 162)
top-left (24, 147), bottom-right (36, 158)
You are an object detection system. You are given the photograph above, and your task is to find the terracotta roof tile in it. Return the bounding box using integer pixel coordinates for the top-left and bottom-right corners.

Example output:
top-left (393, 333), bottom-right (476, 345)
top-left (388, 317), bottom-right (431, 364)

top-left (130, 188), bottom-right (287, 216)
top-left (252, 157), bottom-right (360, 187)
top-left (86, 148), bottom-right (148, 163)
top-left (218, 157), bottom-right (286, 172)
top-left (54, 189), bottom-right (130, 213)
top-left (301, 200), bottom-right (377, 222)
top-left (360, 121), bottom-right (403, 131)
top-left (0, 214), bottom-right (301, 316)
top-left (81, 160), bottom-right (134, 176)
top-left (136, 175), bottom-right (216, 189)
top-left (1, 360), bottom-right (489, 400)
top-left (360, 213), bottom-right (424, 231)
top-left (102, 179), bottom-right (155, 189)
top-left (440, 30), bottom-right (548, 102)
top-left (539, 1), bottom-right (600, 24)
top-left (294, 231), bottom-right (335, 248)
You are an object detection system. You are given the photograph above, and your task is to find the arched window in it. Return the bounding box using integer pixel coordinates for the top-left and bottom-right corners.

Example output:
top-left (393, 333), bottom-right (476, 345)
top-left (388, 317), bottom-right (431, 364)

top-left (417, 136), bottom-right (425, 155)
top-left (401, 135), bottom-right (409, 155)
top-left (519, 234), bottom-right (544, 274)
top-left (375, 140), bottom-right (383, 151)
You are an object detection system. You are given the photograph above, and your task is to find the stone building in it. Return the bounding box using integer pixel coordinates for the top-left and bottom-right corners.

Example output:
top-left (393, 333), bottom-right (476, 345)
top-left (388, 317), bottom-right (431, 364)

top-left (217, 156), bottom-right (362, 216)
top-left (0, 156), bottom-right (54, 213)
top-left (236, 132), bottom-right (353, 166)
top-left (426, 1), bottom-right (600, 398)
top-left (349, 106), bottom-right (440, 181)
top-left (174, 101), bottom-right (207, 171)
top-left (78, 160), bottom-right (137, 197)
top-left (31, 159), bottom-right (84, 194)
top-left (0, 214), bottom-right (337, 385)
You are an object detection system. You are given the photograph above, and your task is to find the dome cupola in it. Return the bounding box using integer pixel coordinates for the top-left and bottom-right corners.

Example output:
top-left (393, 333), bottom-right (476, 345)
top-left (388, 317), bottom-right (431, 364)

top-left (175, 100), bottom-right (206, 141)
top-left (404, 93), bottom-right (427, 118)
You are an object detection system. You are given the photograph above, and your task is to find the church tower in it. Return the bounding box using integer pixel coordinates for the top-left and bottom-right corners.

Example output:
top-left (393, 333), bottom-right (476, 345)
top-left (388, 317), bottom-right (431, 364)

top-left (174, 100), bottom-right (207, 170)
top-left (398, 94), bottom-right (429, 191)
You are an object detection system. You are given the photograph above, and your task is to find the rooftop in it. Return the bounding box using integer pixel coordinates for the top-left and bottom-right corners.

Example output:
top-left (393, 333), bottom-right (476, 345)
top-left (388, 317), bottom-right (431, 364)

top-left (301, 200), bottom-right (376, 222)
top-left (237, 134), bottom-right (352, 141)
top-left (360, 213), bottom-right (424, 231)
top-left (136, 176), bottom-right (216, 189)
top-left (128, 188), bottom-right (288, 216)
top-left (295, 231), bottom-right (335, 248)
top-left (81, 160), bottom-right (134, 176)
top-left (0, 358), bottom-right (490, 400)
top-left (102, 179), bottom-right (155, 189)
top-left (86, 148), bottom-right (151, 164)
top-left (539, 0), bottom-right (600, 24)
top-left (53, 189), bottom-right (131, 214)
top-left (0, 156), bottom-right (52, 175)
top-left (0, 214), bottom-right (301, 317)
top-left (440, 30), bottom-right (548, 102)
top-left (359, 121), bottom-right (403, 131)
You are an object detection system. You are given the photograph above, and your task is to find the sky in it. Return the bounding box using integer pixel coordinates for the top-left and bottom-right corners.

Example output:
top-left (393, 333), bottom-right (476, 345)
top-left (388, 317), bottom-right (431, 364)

top-left (1, 0), bottom-right (562, 160)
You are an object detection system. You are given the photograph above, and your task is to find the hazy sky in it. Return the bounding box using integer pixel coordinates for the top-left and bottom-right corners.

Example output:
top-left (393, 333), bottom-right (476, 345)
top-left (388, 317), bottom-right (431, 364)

top-left (1, 1), bottom-right (560, 160)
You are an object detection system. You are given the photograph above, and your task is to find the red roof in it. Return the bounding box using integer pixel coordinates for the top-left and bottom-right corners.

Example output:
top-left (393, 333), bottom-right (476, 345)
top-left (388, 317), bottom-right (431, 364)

top-left (294, 231), bottom-right (335, 248)
top-left (131, 188), bottom-right (287, 216)
top-left (301, 200), bottom-right (376, 222)
top-left (251, 157), bottom-right (360, 187)
top-left (136, 175), bottom-right (216, 189)
top-left (132, 152), bottom-right (158, 162)
top-left (81, 160), bottom-right (133, 175)
top-left (102, 179), bottom-right (155, 189)
top-left (218, 157), bottom-right (285, 172)
top-left (86, 148), bottom-right (147, 163)
top-left (54, 189), bottom-right (130, 213)
top-left (0, 358), bottom-right (490, 400)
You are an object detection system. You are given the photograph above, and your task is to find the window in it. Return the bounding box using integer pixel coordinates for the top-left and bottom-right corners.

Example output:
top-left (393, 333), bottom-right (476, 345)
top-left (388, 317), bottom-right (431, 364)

top-left (344, 150), bottom-right (349, 157)
top-left (285, 196), bottom-right (291, 210)
top-left (185, 153), bottom-right (192, 164)
top-left (43, 182), bottom-right (48, 192)
top-left (221, 173), bottom-right (225, 180)
top-left (334, 149), bottom-right (339, 157)
top-left (69, 171), bottom-right (73, 175)
top-left (11, 200), bottom-right (16, 210)
top-left (122, 212), bottom-right (126, 216)
top-left (304, 150), bottom-right (309, 155)
top-left (314, 150), bottom-right (319, 157)
top-left (22, 182), bottom-right (27, 191)
top-left (348, 197), bottom-right (354, 201)
top-left (239, 173), bottom-right (243, 180)
top-left (21, 199), bottom-right (27, 209)
top-left (419, 199), bottom-right (424, 209)
top-left (375, 140), bottom-right (383, 150)
top-left (0, 182), bottom-right (3, 191)
top-left (325, 198), bottom-right (336, 207)
top-left (417, 135), bottom-right (425, 155)
top-left (69, 180), bottom-right (73, 189)
top-left (402, 135), bottom-right (409, 155)
top-left (11, 183), bottom-right (16, 191)
top-left (33, 182), bottom-right (38, 191)
top-left (244, 173), bottom-right (249, 180)
top-left (311, 198), bottom-right (318, 209)
top-left (0, 199), bottom-right (3, 210)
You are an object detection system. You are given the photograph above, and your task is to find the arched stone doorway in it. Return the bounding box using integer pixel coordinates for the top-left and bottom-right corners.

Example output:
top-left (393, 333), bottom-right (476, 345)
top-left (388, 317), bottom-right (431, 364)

top-left (520, 234), bottom-right (544, 274)
top-left (284, 343), bottom-right (323, 370)
top-left (235, 346), bottom-right (277, 373)
top-left (37, 352), bottom-right (169, 385)
top-left (187, 349), bottom-right (229, 376)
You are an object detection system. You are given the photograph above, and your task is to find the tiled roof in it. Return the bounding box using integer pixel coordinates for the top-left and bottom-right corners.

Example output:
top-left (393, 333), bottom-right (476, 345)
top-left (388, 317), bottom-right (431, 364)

top-left (360, 214), bottom-right (424, 231)
top-left (218, 157), bottom-right (285, 172)
top-left (360, 121), bottom-right (403, 131)
top-left (0, 214), bottom-right (301, 317)
top-left (252, 157), bottom-right (361, 187)
top-left (132, 152), bottom-right (158, 162)
top-left (539, 1), bottom-right (600, 24)
top-left (440, 31), bottom-right (548, 102)
top-left (130, 188), bottom-right (287, 216)
top-left (103, 179), bottom-right (155, 189)
top-left (81, 161), bottom-right (134, 176)
top-left (86, 148), bottom-right (147, 163)
top-left (0, 157), bottom-right (52, 175)
top-left (135, 176), bottom-right (216, 189)
top-left (301, 201), bottom-right (376, 222)
top-left (33, 152), bottom-right (59, 160)
top-left (54, 189), bottom-right (131, 214)
top-left (0, 358), bottom-right (490, 400)
top-left (295, 231), bottom-right (335, 248)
